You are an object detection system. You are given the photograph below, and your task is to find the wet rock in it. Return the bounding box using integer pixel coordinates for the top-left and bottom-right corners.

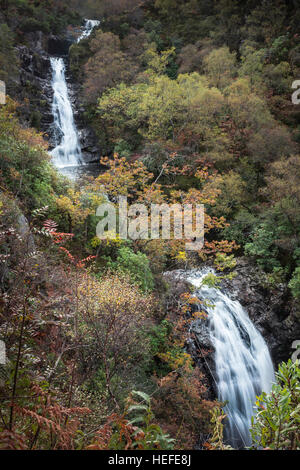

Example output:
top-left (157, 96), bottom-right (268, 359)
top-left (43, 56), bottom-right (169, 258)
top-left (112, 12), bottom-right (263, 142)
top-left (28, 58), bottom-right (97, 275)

top-left (163, 271), bottom-right (192, 297)
top-left (221, 258), bottom-right (300, 366)
top-left (190, 318), bottom-right (212, 350)
top-left (16, 44), bottom-right (53, 134)
top-left (23, 31), bottom-right (48, 52)
top-left (18, 45), bottom-right (51, 79)
top-left (48, 34), bottom-right (73, 56)
top-left (78, 128), bottom-right (100, 163)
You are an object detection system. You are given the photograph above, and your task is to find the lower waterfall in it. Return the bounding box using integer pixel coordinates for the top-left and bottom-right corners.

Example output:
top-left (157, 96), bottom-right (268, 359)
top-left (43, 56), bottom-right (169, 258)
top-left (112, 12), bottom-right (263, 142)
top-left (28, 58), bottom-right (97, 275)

top-left (186, 269), bottom-right (275, 449)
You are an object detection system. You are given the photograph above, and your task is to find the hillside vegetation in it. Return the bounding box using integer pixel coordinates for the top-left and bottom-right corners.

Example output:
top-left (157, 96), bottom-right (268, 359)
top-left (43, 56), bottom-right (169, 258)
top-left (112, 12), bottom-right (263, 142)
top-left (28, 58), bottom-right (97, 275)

top-left (0, 0), bottom-right (299, 450)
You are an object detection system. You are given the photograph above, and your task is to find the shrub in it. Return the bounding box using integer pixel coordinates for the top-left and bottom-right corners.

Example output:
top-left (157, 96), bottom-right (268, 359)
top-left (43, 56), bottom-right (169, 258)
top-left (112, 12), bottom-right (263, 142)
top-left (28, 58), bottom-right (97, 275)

top-left (87, 391), bottom-right (174, 450)
top-left (0, 100), bottom-right (67, 213)
top-left (113, 139), bottom-right (132, 159)
top-left (245, 223), bottom-right (281, 271)
top-left (289, 267), bottom-right (300, 300)
top-left (250, 360), bottom-right (300, 450)
top-left (108, 247), bottom-right (154, 292)
top-left (78, 273), bottom-right (155, 401)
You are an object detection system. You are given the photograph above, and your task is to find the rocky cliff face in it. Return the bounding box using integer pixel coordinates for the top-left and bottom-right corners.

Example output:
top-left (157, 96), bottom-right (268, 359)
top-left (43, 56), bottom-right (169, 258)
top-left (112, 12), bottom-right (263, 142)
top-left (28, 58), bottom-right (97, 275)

top-left (222, 258), bottom-right (300, 366)
top-left (163, 271), bottom-right (218, 400)
top-left (16, 40), bottom-right (53, 133)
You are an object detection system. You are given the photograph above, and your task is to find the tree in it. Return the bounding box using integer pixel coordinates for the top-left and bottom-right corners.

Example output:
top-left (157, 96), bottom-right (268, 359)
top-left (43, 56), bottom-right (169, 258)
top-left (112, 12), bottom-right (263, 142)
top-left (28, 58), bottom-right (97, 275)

top-left (244, 0), bottom-right (287, 46)
top-left (207, 171), bottom-right (247, 218)
top-left (203, 46), bottom-right (237, 89)
top-left (264, 155), bottom-right (300, 238)
top-left (83, 0), bottom-right (141, 17)
top-left (0, 23), bottom-right (19, 82)
top-left (262, 155), bottom-right (300, 263)
top-left (0, 201), bottom-right (91, 450)
top-left (177, 41), bottom-right (211, 74)
top-left (247, 125), bottom-right (295, 164)
top-left (84, 31), bottom-right (138, 103)
top-left (97, 72), bottom-right (225, 151)
top-left (0, 99), bottom-right (64, 212)
top-left (142, 44), bottom-right (176, 77)
top-left (238, 46), bottom-right (266, 89)
top-left (239, 45), bottom-right (293, 95)
top-left (209, 0), bottom-right (245, 51)
top-left (226, 78), bottom-right (273, 133)
top-left (87, 153), bottom-right (237, 267)
top-left (108, 246), bottom-right (154, 292)
top-left (78, 273), bottom-right (155, 403)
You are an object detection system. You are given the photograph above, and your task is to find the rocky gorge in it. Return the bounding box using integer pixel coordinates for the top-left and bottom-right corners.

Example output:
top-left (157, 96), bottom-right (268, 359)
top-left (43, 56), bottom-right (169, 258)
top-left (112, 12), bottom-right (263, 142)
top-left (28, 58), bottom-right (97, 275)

top-left (16, 25), bottom-right (297, 436)
top-left (2, 9), bottom-right (299, 449)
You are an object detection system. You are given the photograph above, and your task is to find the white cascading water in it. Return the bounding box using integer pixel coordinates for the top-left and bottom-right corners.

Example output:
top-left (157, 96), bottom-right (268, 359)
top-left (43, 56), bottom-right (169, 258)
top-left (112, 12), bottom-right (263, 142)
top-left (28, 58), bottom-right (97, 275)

top-left (50, 57), bottom-right (82, 169)
top-left (77, 19), bottom-right (100, 42)
top-left (50, 19), bottom-right (100, 173)
top-left (186, 269), bottom-right (275, 449)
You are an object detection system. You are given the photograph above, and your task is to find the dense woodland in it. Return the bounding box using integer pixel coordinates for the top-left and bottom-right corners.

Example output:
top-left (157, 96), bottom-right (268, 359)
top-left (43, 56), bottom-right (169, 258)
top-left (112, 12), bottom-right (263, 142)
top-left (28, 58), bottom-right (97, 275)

top-left (0, 0), bottom-right (299, 451)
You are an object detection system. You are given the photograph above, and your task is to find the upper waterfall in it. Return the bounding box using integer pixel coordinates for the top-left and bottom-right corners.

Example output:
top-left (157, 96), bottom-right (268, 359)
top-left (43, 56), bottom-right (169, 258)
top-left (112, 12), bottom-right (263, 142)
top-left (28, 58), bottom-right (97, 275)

top-left (50, 19), bottom-right (100, 175)
top-left (50, 57), bottom-right (82, 170)
top-left (77, 19), bottom-right (100, 42)
top-left (186, 269), bottom-right (275, 449)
